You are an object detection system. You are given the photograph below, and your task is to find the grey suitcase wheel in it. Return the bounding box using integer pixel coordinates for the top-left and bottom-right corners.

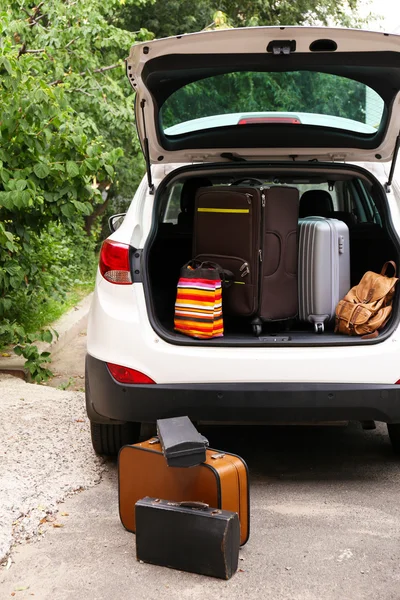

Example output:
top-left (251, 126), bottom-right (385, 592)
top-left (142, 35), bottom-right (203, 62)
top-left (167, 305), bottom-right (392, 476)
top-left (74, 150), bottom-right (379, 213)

top-left (253, 324), bottom-right (262, 336)
top-left (315, 323), bottom-right (324, 333)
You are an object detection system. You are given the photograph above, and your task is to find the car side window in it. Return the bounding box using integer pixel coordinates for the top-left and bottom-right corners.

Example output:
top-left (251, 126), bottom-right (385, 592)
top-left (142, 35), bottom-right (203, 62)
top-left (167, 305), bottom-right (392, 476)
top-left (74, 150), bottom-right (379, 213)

top-left (163, 183), bottom-right (183, 224)
top-left (346, 181), bottom-right (367, 222)
top-left (356, 180), bottom-right (382, 226)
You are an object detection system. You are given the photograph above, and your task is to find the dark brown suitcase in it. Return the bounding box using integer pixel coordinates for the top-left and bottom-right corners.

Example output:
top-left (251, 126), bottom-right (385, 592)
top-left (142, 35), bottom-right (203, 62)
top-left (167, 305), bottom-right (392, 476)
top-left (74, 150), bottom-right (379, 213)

top-left (118, 438), bottom-right (249, 546)
top-left (193, 185), bottom-right (299, 333)
top-left (194, 185), bottom-right (261, 318)
top-left (258, 186), bottom-right (299, 322)
top-left (135, 498), bottom-right (240, 579)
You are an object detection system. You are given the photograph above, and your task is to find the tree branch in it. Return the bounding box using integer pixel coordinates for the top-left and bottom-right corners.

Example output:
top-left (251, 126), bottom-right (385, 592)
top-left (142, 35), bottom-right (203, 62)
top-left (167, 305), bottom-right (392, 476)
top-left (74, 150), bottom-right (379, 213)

top-left (17, 43), bottom-right (27, 58)
top-left (48, 62), bottom-right (122, 86)
top-left (202, 21), bottom-right (215, 30)
top-left (65, 38), bottom-right (77, 49)
top-left (23, 2), bottom-right (45, 27)
top-left (17, 44), bottom-right (45, 59)
top-left (29, 15), bottom-right (45, 26)
top-left (22, 7), bottom-right (34, 19)
top-left (69, 88), bottom-right (95, 97)
top-left (34, 2), bottom-right (45, 16)
top-left (84, 63), bottom-right (122, 75)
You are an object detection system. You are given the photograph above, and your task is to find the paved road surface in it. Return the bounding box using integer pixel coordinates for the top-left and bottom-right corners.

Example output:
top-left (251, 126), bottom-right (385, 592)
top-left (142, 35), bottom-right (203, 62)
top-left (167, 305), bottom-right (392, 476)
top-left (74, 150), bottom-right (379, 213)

top-left (1, 329), bottom-right (400, 599)
top-left (46, 326), bottom-right (86, 391)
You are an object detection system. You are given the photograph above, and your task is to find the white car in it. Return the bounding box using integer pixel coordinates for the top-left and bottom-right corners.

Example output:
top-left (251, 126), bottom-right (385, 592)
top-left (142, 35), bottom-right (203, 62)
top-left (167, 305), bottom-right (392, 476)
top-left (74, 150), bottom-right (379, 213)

top-left (86, 26), bottom-right (400, 455)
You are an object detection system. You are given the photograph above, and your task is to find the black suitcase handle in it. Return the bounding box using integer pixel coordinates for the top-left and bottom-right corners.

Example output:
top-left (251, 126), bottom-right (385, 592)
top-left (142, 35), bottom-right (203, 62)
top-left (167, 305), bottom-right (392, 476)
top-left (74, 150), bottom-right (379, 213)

top-left (176, 501), bottom-right (209, 510)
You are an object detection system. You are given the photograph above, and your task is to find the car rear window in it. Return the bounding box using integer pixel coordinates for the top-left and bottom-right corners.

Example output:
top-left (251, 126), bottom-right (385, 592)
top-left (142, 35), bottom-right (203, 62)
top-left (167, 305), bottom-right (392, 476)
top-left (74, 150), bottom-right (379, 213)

top-left (160, 71), bottom-right (384, 137)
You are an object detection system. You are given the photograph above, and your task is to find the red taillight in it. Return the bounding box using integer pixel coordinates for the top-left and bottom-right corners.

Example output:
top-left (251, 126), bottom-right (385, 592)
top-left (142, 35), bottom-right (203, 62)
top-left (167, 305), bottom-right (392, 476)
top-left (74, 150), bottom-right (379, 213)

top-left (107, 363), bottom-right (155, 384)
top-left (99, 240), bottom-right (132, 285)
top-left (238, 117), bottom-right (301, 125)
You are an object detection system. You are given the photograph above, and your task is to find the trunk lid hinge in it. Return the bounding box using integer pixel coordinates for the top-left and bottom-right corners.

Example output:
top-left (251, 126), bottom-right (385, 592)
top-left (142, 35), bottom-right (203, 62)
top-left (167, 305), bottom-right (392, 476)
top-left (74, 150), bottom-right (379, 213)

top-left (140, 99), bottom-right (154, 195)
top-left (385, 133), bottom-right (400, 193)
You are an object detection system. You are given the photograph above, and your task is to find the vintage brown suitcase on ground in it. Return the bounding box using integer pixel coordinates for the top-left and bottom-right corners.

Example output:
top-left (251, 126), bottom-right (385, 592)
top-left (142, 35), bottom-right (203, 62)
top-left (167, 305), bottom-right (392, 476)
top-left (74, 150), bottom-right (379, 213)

top-left (118, 438), bottom-right (249, 545)
top-left (193, 185), bottom-right (299, 334)
top-left (135, 498), bottom-right (240, 579)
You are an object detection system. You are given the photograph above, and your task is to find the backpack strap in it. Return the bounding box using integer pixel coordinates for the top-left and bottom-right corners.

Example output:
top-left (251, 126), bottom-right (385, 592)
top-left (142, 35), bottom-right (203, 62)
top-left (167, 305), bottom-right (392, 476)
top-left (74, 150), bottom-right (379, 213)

top-left (361, 330), bottom-right (379, 340)
top-left (380, 261), bottom-right (397, 277)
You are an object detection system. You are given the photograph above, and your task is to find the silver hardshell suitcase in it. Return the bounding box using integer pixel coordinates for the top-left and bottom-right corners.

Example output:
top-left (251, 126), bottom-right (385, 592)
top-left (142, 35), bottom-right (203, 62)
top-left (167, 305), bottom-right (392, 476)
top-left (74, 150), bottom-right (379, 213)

top-left (298, 217), bottom-right (350, 333)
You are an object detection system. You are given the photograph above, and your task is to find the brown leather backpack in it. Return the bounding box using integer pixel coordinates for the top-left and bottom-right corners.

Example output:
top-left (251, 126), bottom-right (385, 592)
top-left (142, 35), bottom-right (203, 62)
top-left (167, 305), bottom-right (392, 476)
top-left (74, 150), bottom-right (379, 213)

top-left (335, 261), bottom-right (398, 337)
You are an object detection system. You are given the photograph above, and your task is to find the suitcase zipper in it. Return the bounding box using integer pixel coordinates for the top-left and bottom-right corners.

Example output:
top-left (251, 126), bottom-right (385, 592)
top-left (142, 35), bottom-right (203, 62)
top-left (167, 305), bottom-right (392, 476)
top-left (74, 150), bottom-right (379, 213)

top-left (257, 187), bottom-right (266, 310)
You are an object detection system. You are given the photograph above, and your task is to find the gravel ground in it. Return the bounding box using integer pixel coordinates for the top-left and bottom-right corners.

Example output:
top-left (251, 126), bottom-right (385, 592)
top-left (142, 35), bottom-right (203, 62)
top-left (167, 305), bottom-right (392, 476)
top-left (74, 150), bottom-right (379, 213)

top-left (2, 421), bottom-right (400, 599)
top-left (0, 374), bottom-right (104, 563)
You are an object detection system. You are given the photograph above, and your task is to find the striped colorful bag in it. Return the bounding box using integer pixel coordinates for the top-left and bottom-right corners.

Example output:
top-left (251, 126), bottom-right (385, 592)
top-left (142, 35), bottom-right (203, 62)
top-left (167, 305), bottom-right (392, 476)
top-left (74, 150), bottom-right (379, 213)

top-left (174, 261), bottom-right (230, 339)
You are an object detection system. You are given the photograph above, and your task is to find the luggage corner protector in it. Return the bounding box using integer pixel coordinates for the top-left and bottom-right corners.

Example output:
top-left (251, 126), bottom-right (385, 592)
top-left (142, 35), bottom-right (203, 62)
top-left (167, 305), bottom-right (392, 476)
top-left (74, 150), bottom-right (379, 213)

top-left (132, 249), bottom-right (143, 283)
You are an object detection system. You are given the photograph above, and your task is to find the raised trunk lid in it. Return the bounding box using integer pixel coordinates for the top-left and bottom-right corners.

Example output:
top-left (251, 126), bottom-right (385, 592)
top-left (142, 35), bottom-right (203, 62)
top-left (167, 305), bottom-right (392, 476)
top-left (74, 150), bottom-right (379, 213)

top-left (127, 26), bottom-right (400, 172)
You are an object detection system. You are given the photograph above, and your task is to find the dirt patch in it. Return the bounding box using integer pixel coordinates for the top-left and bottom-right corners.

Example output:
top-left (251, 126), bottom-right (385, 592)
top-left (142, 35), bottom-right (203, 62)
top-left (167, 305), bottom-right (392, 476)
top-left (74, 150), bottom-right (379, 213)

top-left (0, 374), bottom-right (104, 563)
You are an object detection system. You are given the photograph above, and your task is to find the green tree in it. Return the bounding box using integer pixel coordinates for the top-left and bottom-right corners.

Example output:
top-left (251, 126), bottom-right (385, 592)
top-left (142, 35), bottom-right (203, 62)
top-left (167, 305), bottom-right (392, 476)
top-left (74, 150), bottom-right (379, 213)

top-left (161, 72), bottom-right (368, 130)
top-left (121, 0), bottom-right (364, 39)
top-left (0, 1), bottom-right (150, 359)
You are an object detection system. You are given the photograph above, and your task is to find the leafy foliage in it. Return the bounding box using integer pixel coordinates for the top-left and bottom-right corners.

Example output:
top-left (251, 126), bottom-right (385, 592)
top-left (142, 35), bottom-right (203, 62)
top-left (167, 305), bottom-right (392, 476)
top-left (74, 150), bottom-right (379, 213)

top-left (161, 71), bottom-right (369, 130)
top-left (14, 341), bottom-right (53, 384)
top-left (120, 0), bottom-right (365, 38)
top-left (0, 1), bottom-right (150, 370)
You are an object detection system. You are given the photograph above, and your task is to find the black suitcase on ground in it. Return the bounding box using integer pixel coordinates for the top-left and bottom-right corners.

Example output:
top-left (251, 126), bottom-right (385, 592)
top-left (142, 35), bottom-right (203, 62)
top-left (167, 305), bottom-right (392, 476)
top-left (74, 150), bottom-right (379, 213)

top-left (193, 185), bottom-right (299, 334)
top-left (135, 498), bottom-right (240, 579)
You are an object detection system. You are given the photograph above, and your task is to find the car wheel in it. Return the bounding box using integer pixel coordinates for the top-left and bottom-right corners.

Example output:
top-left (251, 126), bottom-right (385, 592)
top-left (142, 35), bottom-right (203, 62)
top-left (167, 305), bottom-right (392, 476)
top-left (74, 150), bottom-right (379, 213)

top-left (90, 421), bottom-right (141, 456)
top-left (387, 423), bottom-right (400, 454)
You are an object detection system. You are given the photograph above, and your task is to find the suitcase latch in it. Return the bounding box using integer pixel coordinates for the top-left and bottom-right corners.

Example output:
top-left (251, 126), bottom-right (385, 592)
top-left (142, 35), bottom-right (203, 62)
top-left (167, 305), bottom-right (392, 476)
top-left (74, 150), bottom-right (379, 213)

top-left (338, 236), bottom-right (344, 254)
top-left (211, 453), bottom-right (226, 460)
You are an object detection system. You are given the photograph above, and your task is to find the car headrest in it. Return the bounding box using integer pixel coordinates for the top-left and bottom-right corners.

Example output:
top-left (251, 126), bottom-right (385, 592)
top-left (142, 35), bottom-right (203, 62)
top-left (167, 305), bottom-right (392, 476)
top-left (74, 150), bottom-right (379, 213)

top-left (299, 190), bottom-right (334, 218)
top-left (180, 178), bottom-right (212, 216)
top-left (327, 211), bottom-right (357, 228)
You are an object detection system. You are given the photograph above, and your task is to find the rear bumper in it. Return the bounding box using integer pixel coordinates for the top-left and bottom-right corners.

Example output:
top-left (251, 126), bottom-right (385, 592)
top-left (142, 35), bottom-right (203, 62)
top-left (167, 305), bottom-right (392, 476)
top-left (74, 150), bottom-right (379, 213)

top-left (86, 354), bottom-right (400, 425)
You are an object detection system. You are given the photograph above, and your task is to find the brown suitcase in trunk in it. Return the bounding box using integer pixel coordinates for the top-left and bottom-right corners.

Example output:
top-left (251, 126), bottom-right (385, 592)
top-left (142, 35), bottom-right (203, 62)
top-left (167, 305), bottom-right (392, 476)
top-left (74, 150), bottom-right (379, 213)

top-left (118, 438), bottom-right (249, 546)
top-left (193, 185), bottom-right (299, 333)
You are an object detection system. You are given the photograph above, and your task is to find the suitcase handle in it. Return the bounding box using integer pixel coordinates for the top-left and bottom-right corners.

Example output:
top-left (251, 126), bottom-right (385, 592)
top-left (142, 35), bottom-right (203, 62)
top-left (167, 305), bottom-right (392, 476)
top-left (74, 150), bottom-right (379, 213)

top-left (177, 501), bottom-right (210, 510)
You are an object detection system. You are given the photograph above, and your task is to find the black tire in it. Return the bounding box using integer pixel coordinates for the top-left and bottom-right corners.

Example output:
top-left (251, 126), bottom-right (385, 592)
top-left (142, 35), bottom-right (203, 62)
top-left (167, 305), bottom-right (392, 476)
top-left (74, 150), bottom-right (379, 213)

top-left (387, 423), bottom-right (400, 454)
top-left (90, 421), bottom-right (141, 456)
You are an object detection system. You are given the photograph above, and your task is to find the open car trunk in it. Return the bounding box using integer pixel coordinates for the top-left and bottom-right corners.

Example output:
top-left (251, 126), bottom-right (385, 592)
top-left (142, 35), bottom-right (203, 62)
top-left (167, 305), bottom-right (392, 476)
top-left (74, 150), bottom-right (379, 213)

top-left (144, 162), bottom-right (400, 346)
